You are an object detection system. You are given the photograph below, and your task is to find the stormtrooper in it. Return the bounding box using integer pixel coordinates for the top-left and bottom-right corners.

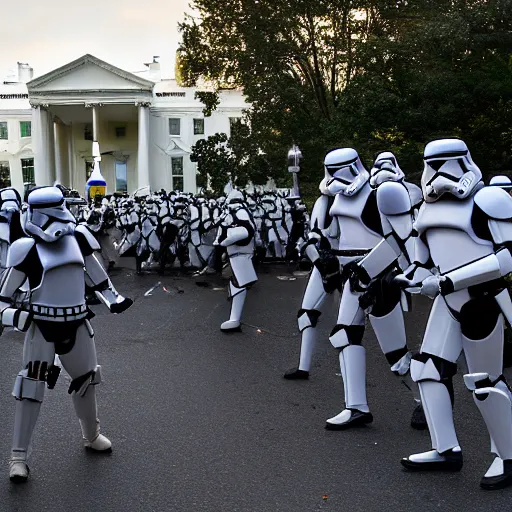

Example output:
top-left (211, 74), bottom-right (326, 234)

top-left (283, 176), bottom-right (339, 379)
top-left (0, 186), bottom-right (133, 482)
top-left (350, 152), bottom-right (426, 425)
top-left (395, 139), bottom-right (512, 490)
top-left (321, 148), bottom-right (413, 430)
top-left (0, 188), bottom-right (23, 275)
top-left (214, 189), bottom-right (257, 332)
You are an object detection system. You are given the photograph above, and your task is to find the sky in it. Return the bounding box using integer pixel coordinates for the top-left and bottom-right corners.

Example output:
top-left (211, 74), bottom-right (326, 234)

top-left (0, 0), bottom-right (191, 80)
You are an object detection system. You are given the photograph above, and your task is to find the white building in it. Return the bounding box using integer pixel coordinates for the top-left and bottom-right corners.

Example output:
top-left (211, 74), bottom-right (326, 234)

top-left (0, 55), bottom-right (249, 197)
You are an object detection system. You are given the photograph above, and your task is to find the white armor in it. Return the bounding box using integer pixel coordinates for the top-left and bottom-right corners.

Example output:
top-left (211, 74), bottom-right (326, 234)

top-left (397, 139), bottom-right (512, 490)
top-left (1, 187), bottom-right (133, 483)
top-left (0, 187), bottom-right (22, 277)
top-left (215, 189), bottom-right (257, 332)
top-left (283, 178), bottom-right (338, 380)
top-left (353, 152), bottom-right (423, 374)
top-left (322, 149), bottom-right (412, 431)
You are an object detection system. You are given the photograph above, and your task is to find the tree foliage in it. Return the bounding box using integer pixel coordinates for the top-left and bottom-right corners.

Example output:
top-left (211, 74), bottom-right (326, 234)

top-left (190, 123), bottom-right (275, 195)
top-left (180, 0), bottom-right (512, 193)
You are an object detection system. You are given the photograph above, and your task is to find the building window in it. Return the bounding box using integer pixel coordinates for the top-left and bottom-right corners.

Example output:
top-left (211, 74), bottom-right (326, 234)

top-left (171, 156), bottom-right (184, 191)
top-left (115, 161), bottom-right (127, 193)
top-left (169, 118), bottom-right (181, 136)
top-left (193, 118), bottom-right (204, 135)
top-left (84, 123), bottom-right (93, 141)
top-left (85, 160), bottom-right (94, 180)
top-left (115, 126), bottom-right (126, 138)
top-left (20, 121), bottom-right (31, 138)
top-left (0, 122), bottom-right (7, 140)
top-left (21, 158), bottom-right (34, 183)
top-left (229, 117), bottom-right (241, 133)
top-left (0, 162), bottom-right (10, 187)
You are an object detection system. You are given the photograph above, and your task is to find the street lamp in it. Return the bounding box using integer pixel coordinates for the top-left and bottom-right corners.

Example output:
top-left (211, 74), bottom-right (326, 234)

top-left (287, 144), bottom-right (302, 198)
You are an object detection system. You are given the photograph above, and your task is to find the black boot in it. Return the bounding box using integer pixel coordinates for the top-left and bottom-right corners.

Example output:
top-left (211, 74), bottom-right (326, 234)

top-left (325, 409), bottom-right (373, 430)
top-left (401, 449), bottom-right (463, 472)
top-left (283, 368), bottom-right (309, 380)
top-left (481, 459), bottom-right (512, 490)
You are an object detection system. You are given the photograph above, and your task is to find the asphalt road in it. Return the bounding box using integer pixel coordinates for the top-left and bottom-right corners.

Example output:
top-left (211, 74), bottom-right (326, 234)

top-left (0, 262), bottom-right (511, 512)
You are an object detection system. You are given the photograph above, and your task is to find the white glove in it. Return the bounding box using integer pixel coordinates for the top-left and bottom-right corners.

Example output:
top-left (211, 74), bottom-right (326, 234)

top-left (420, 272), bottom-right (446, 299)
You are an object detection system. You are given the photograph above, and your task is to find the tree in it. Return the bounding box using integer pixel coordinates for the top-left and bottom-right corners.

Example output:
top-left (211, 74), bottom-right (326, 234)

top-left (190, 133), bottom-right (233, 195)
top-left (191, 123), bottom-right (277, 194)
top-left (180, 0), bottom-right (512, 195)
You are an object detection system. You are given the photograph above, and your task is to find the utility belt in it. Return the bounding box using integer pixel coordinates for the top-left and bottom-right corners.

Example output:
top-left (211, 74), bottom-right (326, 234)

top-left (332, 249), bottom-right (370, 257)
top-left (31, 304), bottom-right (88, 322)
top-left (334, 249), bottom-right (370, 267)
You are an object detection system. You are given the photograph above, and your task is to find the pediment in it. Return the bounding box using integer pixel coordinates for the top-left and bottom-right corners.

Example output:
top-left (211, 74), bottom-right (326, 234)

top-left (27, 54), bottom-right (154, 94)
top-left (163, 139), bottom-right (192, 155)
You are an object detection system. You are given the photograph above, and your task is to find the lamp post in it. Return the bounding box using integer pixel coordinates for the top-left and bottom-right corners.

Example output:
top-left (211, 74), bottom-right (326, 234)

top-left (287, 144), bottom-right (302, 198)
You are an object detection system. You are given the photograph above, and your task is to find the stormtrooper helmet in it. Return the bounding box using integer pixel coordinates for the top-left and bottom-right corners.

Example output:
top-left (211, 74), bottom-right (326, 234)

top-left (490, 175), bottom-right (512, 191)
top-left (370, 151), bottom-right (405, 188)
top-left (324, 148), bottom-right (369, 196)
top-left (422, 139), bottom-right (482, 202)
top-left (225, 189), bottom-right (245, 211)
top-left (0, 187), bottom-right (21, 216)
top-left (22, 186), bottom-right (76, 242)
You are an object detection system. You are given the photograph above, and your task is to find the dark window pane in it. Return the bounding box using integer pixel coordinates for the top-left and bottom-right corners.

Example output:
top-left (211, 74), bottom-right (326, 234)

top-left (0, 122), bottom-right (8, 139)
top-left (115, 126), bottom-right (126, 138)
top-left (115, 162), bottom-right (127, 192)
top-left (21, 158), bottom-right (34, 183)
top-left (0, 161), bottom-right (10, 187)
top-left (85, 161), bottom-right (94, 180)
top-left (169, 118), bottom-right (181, 136)
top-left (20, 121), bottom-right (31, 138)
top-left (171, 157), bottom-right (183, 175)
top-left (229, 117), bottom-right (241, 133)
top-left (173, 177), bottom-right (184, 191)
top-left (84, 123), bottom-right (93, 141)
top-left (193, 118), bottom-right (204, 135)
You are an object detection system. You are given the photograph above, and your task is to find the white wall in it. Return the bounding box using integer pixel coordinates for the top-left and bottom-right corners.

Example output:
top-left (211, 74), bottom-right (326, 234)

top-left (150, 80), bottom-right (249, 193)
top-left (0, 112), bottom-right (33, 193)
top-left (0, 82), bottom-right (33, 194)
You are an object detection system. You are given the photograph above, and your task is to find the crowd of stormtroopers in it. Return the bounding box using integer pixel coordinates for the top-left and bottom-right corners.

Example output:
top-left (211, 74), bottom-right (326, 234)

top-left (0, 137), bottom-right (511, 490)
top-left (283, 140), bottom-right (512, 491)
top-left (71, 187), bottom-right (309, 275)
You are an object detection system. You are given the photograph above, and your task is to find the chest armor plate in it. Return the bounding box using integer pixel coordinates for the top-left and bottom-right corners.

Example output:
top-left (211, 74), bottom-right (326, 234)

top-left (330, 185), bottom-right (382, 250)
top-left (31, 236), bottom-right (86, 307)
top-left (416, 197), bottom-right (493, 273)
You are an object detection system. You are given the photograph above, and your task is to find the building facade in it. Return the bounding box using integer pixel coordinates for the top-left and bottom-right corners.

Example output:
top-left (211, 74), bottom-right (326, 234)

top-left (0, 55), bottom-right (249, 197)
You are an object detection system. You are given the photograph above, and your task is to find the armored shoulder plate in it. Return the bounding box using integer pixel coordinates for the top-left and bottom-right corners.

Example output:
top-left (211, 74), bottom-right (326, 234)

top-left (234, 208), bottom-right (251, 223)
top-left (376, 181), bottom-right (411, 216)
top-left (474, 187), bottom-right (512, 220)
top-left (7, 237), bottom-right (35, 267)
top-left (404, 182), bottom-right (423, 209)
top-left (75, 224), bottom-right (101, 251)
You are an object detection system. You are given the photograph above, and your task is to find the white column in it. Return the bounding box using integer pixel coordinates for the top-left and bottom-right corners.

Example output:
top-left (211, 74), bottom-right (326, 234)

top-left (137, 102), bottom-right (150, 190)
top-left (92, 105), bottom-right (100, 141)
top-left (54, 121), bottom-right (70, 186)
top-left (32, 104), bottom-right (52, 186)
top-left (47, 115), bottom-right (56, 185)
top-left (67, 124), bottom-right (75, 190)
top-left (9, 157), bottom-right (23, 196)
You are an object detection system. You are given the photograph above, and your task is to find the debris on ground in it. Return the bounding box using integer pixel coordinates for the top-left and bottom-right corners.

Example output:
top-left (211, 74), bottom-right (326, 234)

top-left (144, 282), bottom-right (162, 297)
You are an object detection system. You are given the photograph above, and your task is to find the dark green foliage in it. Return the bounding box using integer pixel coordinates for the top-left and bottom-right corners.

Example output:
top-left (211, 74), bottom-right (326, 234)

top-left (180, 0), bottom-right (512, 194)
